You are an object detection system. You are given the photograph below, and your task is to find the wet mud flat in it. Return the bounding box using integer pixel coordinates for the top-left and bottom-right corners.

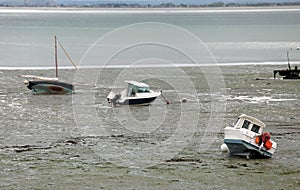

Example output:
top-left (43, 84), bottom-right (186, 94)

top-left (0, 65), bottom-right (299, 189)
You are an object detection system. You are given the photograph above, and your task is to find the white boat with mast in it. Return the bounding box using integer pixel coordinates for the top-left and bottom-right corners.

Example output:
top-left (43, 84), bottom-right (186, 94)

top-left (107, 80), bottom-right (168, 106)
top-left (222, 114), bottom-right (277, 159)
top-left (20, 36), bottom-right (77, 94)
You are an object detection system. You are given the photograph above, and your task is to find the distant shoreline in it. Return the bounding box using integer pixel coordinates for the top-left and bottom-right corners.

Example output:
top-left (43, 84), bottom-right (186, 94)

top-left (1, 61), bottom-right (299, 71)
top-left (1, 5), bottom-right (300, 13)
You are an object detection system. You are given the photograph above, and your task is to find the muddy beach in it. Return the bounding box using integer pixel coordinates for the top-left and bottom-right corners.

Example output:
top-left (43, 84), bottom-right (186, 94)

top-left (0, 65), bottom-right (299, 189)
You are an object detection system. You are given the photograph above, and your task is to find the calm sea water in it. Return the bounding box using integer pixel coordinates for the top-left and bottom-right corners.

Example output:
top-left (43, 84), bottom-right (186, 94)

top-left (0, 8), bottom-right (300, 189)
top-left (1, 8), bottom-right (300, 68)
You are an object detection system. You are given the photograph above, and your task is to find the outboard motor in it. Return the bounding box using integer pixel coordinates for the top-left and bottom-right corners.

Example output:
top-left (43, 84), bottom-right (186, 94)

top-left (110, 93), bottom-right (121, 106)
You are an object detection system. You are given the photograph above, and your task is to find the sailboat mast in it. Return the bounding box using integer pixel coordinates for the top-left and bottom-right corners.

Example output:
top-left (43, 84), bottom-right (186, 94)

top-left (287, 50), bottom-right (291, 71)
top-left (54, 36), bottom-right (58, 78)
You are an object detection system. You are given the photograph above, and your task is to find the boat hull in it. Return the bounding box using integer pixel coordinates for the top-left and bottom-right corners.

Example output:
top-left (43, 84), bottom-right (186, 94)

top-left (107, 89), bottom-right (160, 106)
top-left (27, 81), bottom-right (74, 95)
top-left (119, 96), bottom-right (157, 105)
top-left (224, 139), bottom-right (273, 158)
top-left (273, 69), bottom-right (300, 79)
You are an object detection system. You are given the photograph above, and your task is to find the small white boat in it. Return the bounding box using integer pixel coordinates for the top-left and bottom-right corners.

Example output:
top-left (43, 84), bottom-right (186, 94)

top-left (223, 114), bottom-right (277, 159)
top-left (107, 81), bottom-right (161, 106)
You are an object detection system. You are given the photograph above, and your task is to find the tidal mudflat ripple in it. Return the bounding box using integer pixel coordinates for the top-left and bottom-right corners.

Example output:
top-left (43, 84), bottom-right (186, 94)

top-left (0, 65), bottom-right (299, 189)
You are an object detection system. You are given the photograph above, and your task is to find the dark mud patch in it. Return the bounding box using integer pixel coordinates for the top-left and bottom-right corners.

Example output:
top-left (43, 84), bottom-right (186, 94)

top-left (166, 157), bottom-right (203, 163)
top-left (1, 144), bottom-right (52, 153)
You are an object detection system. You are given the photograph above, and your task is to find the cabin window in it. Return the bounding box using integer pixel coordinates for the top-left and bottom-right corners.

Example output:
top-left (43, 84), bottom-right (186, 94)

top-left (251, 124), bottom-right (260, 133)
top-left (128, 84), bottom-right (150, 96)
top-left (128, 84), bottom-right (137, 96)
top-left (137, 87), bottom-right (150, 93)
top-left (127, 85), bottom-right (133, 96)
top-left (241, 120), bottom-right (250, 129)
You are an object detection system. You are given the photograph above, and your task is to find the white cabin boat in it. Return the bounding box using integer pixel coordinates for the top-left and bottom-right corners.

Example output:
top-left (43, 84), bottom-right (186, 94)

top-left (107, 81), bottom-right (161, 106)
top-left (223, 114), bottom-right (277, 159)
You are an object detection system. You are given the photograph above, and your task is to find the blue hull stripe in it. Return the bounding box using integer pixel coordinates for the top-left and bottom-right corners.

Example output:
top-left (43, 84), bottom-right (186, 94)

top-left (120, 97), bottom-right (157, 105)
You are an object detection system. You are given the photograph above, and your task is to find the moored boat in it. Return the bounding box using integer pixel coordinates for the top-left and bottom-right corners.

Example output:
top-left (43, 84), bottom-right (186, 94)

top-left (223, 114), bottom-right (277, 159)
top-left (20, 36), bottom-right (76, 95)
top-left (274, 47), bottom-right (300, 79)
top-left (107, 80), bottom-right (161, 106)
top-left (21, 77), bottom-right (74, 95)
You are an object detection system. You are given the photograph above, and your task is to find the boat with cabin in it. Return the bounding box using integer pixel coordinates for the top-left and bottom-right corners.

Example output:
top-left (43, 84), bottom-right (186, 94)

top-left (107, 81), bottom-right (162, 106)
top-left (223, 114), bottom-right (277, 159)
top-left (20, 36), bottom-right (77, 94)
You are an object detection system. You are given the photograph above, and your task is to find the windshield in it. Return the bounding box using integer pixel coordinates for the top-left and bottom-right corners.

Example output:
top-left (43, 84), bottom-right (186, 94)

top-left (127, 84), bottom-right (150, 96)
